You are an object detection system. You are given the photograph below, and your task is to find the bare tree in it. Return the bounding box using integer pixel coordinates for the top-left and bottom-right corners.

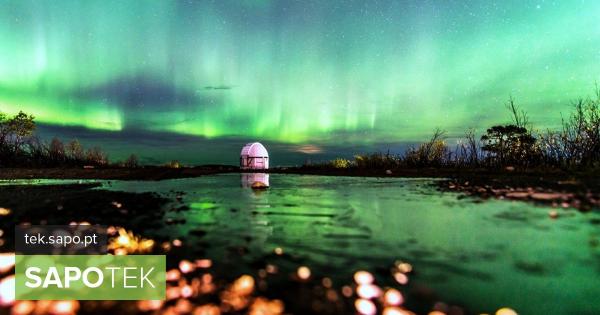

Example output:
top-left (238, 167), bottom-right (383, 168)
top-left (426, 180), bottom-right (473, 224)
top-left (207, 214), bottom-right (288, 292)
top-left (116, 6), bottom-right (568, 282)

top-left (49, 137), bottom-right (65, 162)
top-left (124, 154), bottom-right (139, 168)
top-left (66, 139), bottom-right (85, 161)
top-left (506, 96), bottom-right (529, 129)
top-left (86, 146), bottom-right (109, 166)
top-left (464, 128), bottom-right (480, 166)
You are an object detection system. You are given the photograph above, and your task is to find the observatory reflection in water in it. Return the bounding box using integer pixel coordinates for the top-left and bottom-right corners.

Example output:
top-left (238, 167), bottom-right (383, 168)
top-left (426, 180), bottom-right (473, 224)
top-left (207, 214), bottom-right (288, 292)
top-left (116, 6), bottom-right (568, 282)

top-left (240, 173), bottom-right (270, 189)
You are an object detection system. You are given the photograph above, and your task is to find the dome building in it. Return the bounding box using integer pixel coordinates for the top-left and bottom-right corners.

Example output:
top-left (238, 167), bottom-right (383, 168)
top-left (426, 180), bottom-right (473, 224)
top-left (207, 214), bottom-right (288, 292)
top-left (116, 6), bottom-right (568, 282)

top-left (240, 142), bottom-right (269, 170)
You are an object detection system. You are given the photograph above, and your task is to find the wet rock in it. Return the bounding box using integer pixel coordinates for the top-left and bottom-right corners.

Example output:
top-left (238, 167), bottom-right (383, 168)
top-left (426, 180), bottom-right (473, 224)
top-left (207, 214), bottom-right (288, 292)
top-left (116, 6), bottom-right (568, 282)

top-left (491, 189), bottom-right (506, 195)
top-left (531, 192), bottom-right (563, 201)
top-left (505, 191), bottom-right (530, 199)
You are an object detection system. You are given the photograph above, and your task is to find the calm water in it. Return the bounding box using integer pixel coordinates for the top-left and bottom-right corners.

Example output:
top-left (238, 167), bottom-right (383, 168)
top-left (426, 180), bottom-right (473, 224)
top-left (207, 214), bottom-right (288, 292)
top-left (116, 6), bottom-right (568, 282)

top-left (7, 174), bottom-right (600, 314)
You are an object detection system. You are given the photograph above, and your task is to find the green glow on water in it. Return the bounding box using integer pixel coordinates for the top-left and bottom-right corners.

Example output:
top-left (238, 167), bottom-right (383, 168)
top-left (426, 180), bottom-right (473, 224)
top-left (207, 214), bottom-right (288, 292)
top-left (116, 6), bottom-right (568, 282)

top-left (5, 175), bottom-right (599, 313)
top-left (102, 174), bottom-right (600, 314)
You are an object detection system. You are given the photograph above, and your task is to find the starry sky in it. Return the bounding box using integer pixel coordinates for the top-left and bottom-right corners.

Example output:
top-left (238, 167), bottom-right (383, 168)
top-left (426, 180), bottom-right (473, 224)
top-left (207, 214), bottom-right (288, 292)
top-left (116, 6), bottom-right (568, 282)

top-left (1, 0), bottom-right (599, 165)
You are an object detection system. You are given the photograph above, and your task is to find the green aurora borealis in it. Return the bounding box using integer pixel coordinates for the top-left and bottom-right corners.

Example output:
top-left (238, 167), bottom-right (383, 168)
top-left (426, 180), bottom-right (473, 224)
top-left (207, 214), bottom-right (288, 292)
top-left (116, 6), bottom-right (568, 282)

top-left (1, 0), bottom-right (599, 164)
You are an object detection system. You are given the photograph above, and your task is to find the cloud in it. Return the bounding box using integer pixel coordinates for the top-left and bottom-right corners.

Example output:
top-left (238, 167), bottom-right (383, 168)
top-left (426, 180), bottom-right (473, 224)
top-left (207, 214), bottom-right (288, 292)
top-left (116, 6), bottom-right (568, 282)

top-left (291, 145), bottom-right (323, 154)
top-left (202, 85), bottom-right (236, 90)
top-left (75, 74), bottom-right (200, 109)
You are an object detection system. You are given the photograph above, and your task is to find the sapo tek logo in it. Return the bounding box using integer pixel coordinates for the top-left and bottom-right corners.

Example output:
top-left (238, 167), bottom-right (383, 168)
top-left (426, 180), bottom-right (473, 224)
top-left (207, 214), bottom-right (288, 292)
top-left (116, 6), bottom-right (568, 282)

top-left (15, 255), bottom-right (165, 300)
top-left (25, 266), bottom-right (156, 289)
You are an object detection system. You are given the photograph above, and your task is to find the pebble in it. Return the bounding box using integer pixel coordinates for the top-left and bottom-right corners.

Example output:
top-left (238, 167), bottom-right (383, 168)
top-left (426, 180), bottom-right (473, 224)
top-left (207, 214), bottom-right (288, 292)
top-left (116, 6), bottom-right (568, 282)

top-left (531, 192), bottom-right (563, 201)
top-left (505, 192), bottom-right (530, 199)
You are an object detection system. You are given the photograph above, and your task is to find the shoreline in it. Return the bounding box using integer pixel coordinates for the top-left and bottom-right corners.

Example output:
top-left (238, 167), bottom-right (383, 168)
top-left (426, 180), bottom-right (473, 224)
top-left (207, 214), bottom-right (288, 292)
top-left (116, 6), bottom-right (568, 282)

top-left (1, 165), bottom-right (597, 180)
top-left (437, 174), bottom-right (600, 211)
top-left (273, 167), bottom-right (600, 211)
top-left (0, 166), bottom-right (238, 181)
top-left (1, 166), bottom-right (598, 210)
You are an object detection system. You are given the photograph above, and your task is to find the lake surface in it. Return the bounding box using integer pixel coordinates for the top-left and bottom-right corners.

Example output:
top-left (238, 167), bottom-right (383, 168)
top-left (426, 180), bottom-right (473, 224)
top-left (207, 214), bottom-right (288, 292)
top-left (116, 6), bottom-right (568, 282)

top-left (6, 174), bottom-right (600, 314)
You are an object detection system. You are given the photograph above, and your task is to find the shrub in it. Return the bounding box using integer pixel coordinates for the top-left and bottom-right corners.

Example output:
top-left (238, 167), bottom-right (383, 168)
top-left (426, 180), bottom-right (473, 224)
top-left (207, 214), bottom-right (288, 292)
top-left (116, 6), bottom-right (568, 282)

top-left (124, 154), bottom-right (139, 168)
top-left (166, 160), bottom-right (181, 168)
top-left (454, 128), bottom-right (480, 167)
top-left (86, 146), bottom-right (109, 166)
top-left (49, 137), bottom-right (66, 163)
top-left (330, 158), bottom-right (352, 169)
top-left (354, 152), bottom-right (398, 169)
top-left (66, 139), bottom-right (85, 161)
top-left (0, 111), bottom-right (35, 155)
top-left (404, 129), bottom-right (449, 167)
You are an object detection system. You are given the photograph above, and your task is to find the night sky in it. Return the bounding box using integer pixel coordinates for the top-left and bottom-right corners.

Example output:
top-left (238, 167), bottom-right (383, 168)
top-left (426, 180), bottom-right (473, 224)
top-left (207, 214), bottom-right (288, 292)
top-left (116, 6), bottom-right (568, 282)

top-left (1, 0), bottom-right (599, 165)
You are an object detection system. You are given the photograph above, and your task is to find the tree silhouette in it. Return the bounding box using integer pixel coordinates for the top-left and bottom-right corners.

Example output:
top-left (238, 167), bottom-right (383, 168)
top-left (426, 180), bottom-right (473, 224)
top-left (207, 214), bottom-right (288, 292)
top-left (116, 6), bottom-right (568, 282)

top-left (481, 125), bottom-right (537, 166)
